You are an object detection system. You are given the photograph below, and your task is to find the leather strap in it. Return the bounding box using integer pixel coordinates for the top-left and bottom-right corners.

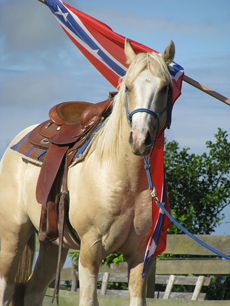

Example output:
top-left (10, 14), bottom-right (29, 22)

top-left (38, 205), bottom-right (48, 241)
top-left (36, 144), bottom-right (68, 205)
top-left (46, 201), bottom-right (59, 240)
top-left (52, 156), bottom-right (69, 303)
top-left (39, 201), bottom-right (59, 242)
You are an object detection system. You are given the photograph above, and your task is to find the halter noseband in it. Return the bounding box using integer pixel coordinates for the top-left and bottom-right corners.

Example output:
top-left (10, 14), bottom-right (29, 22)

top-left (125, 87), bottom-right (172, 129)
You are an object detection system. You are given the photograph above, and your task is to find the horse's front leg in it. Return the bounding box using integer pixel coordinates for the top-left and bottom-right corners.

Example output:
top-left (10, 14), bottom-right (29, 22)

top-left (79, 235), bottom-right (102, 306)
top-left (127, 257), bottom-right (155, 306)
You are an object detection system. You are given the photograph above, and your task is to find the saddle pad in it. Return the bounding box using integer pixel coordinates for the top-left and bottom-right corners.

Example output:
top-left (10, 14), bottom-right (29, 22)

top-left (11, 132), bottom-right (47, 163)
top-left (10, 121), bottom-right (105, 166)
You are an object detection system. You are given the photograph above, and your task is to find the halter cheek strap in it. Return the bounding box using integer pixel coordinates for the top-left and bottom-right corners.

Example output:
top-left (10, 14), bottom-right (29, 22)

top-left (167, 89), bottom-right (172, 129)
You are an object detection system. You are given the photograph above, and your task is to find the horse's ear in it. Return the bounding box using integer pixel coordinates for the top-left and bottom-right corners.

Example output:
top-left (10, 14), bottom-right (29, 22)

top-left (124, 38), bottom-right (136, 64)
top-left (161, 40), bottom-right (175, 65)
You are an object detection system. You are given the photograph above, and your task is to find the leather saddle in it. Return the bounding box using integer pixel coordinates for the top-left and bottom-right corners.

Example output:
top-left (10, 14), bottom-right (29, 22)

top-left (29, 92), bottom-right (116, 242)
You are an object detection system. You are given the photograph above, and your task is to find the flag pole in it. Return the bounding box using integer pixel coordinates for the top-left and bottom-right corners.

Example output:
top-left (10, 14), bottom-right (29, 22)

top-left (183, 74), bottom-right (230, 107)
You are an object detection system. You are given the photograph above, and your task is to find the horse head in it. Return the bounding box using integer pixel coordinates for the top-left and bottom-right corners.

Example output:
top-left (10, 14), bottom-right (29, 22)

top-left (124, 39), bottom-right (175, 156)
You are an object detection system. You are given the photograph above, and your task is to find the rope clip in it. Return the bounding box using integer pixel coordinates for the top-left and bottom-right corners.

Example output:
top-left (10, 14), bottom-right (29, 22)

top-left (149, 186), bottom-right (159, 202)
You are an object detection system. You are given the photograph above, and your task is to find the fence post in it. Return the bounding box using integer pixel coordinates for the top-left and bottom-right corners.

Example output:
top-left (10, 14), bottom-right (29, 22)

top-left (163, 275), bottom-right (176, 299)
top-left (192, 276), bottom-right (205, 300)
top-left (146, 257), bottom-right (156, 298)
top-left (101, 272), bottom-right (110, 295)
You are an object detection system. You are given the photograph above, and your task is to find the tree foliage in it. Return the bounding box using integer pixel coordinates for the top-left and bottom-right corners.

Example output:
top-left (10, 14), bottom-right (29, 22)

top-left (164, 128), bottom-right (230, 235)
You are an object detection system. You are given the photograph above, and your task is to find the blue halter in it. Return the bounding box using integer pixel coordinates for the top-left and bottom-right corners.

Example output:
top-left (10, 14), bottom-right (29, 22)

top-left (125, 87), bottom-right (172, 129)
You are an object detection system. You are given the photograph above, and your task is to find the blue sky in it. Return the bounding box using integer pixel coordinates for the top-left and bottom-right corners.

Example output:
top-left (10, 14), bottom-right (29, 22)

top-left (0, 0), bottom-right (229, 234)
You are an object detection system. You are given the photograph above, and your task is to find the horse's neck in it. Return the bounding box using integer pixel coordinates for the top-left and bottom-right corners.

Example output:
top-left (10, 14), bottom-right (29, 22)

top-left (91, 91), bottom-right (146, 190)
top-left (95, 91), bottom-right (133, 159)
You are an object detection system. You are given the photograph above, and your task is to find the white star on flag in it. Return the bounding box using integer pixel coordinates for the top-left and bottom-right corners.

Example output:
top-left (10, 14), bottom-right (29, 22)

top-left (55, 6), bottom-right (68, 22)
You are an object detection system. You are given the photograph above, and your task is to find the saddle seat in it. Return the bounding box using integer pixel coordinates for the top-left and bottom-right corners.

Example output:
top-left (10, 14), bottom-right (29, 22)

top-left (49, 101), bottom-right (94, 125)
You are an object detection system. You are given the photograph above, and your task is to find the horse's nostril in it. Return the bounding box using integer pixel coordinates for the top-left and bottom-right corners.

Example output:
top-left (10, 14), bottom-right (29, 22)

top-left (129, 131), bottom-right (134, 144)
top-left (144, 131), bottom-right (152, 146)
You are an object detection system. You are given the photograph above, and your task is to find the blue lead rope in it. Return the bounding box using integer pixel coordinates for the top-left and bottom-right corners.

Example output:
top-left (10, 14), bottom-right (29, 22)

top-left (144, 156), bottom-right (154, 190)
top-left (144, 156), bottom-right (230, 261)
top-left (156, 201), bottom-right (230, 260)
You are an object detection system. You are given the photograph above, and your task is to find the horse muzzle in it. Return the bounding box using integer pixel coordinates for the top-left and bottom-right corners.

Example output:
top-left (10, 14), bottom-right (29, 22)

top-left (129, 128), bottom-right (153, 156)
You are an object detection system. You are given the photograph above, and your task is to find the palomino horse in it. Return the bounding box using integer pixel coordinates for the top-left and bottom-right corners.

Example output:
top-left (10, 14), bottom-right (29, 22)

top-left (0, 39), bottom-right (175, 306)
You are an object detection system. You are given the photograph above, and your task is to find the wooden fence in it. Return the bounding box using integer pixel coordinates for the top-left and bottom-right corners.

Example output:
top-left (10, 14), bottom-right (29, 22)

top-left (44, 235), bottom-right (230, 305)
top-left (1, 235), bottom-right (230, 305)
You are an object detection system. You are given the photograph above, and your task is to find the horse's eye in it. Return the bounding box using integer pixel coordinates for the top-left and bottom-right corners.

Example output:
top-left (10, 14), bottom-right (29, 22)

top-left (160, 85), bottom-right (168, 94)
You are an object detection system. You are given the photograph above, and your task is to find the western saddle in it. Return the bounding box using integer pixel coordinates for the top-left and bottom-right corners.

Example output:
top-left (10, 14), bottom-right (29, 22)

top-left (29, 92), bottom-right (116, 301)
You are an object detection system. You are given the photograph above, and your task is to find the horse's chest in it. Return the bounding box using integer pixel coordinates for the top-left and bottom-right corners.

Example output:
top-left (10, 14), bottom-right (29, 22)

top-left (97, 190), bottom-right (152, 253)
top-left (68, 158), bottom-right (152, 249)
top-left (102, 187), bottom-right (152, 239)
top-left (132, 191), bottom-right (153, 235)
